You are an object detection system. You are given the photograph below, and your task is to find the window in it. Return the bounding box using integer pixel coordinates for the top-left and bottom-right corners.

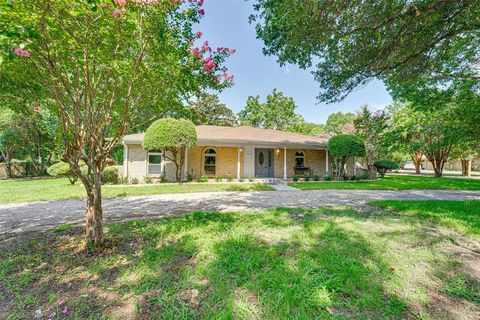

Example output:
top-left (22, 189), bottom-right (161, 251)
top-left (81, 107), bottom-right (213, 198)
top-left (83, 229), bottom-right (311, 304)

top-left (203, 148), bottom-right (216, 175)
top-left (295, 151), bottom-right (305, 167)
top-left (148, 152), bottom-right (162, 175)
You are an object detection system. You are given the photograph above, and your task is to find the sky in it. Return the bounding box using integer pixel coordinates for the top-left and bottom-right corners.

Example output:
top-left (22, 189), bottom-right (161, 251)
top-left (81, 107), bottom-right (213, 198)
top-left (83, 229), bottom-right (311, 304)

top-left (197, 0), bottom-right (393, 124)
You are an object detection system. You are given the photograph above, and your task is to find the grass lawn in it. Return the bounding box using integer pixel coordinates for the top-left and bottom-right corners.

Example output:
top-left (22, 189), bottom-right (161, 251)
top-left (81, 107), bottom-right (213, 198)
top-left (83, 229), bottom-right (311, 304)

top-left (1, 207), bottom-right (479, 319)
top-left (0, 178), bottom-right (273, 204)
top-left (289, 174), bottom-right (480, 190)
top-left (370, 200), bottom-right (480, 240)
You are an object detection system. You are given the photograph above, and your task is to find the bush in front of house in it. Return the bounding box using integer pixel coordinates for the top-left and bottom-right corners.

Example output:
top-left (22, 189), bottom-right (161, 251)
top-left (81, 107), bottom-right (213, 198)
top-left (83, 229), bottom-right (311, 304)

top-left (215, 175), bottom-right (223, 182)
top-left (199, 175), bottom-right (208, 182)
top-left (47, 161), bottom-right (87, 185)
top-left (103, 166), bottom-right (119, 184)
top-left (327, 134), bottom-right (366, 180)
top-left (143, 118), bottom-right (197, 182)
top-left (293, 174), bottom-right (300, 182)
top-left (374, 160), bottom-right (399, 178)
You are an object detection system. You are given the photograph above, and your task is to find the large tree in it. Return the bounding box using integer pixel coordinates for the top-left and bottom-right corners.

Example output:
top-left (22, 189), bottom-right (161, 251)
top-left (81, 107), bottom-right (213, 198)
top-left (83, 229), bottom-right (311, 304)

top-left (354, 105), bottom-right (389, 179)
top-left (188, 93), bottom-right (238, 126)
top-left (1, 0), bottom-right (233, 247)
top-left (238, 89), bottom-right (304, 130)
top-left (325, 112), bottom-right (356, 134)
top-left (252, 0), bottom-right (480, 103)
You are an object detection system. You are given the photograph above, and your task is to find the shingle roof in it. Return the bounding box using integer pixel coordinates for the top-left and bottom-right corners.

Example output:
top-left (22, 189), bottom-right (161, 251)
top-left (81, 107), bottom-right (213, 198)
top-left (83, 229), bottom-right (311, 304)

top-left (123, 125), bottom-right (328, 147)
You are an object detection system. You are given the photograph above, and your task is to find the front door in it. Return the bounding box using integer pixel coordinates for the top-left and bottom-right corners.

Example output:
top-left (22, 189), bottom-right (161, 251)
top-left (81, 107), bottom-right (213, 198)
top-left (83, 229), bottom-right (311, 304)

top-left (255, 148), bottom-right (274, 177)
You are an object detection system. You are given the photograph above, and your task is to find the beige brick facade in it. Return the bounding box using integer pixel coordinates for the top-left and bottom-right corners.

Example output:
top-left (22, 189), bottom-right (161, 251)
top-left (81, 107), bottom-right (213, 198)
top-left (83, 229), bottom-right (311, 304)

top-left (187, 146), bottom-right (244, 179)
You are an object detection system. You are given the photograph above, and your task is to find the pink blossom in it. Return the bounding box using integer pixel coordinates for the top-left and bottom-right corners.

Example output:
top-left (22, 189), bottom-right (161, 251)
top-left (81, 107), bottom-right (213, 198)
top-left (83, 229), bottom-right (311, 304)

top-left (201, 41), bottom-right (211, 53)
top-left (101, 3), bottom-right (109, 8)
top-left (114, 0), bottom-right (126, 7)
top-left (197, 0), bottom-right (204, 6)
top-left (13, 47), bottom-right (30, 57)
top-left (62, 307), bottom-right (68, 316)
top-left (202, 57), bottom-right (216, 72)
top-left (193, 47), bottom-right (201, 58)
top-left (195, 31), bottom-right (202, 39)
top-left (198, 8), bottom-right (205, 15)
top-left (172, 0), bottom-right (179, 5)
top-left (112, 9), bottom-right (122, 18)
top-left (106, 114), bottom-right (112, 124)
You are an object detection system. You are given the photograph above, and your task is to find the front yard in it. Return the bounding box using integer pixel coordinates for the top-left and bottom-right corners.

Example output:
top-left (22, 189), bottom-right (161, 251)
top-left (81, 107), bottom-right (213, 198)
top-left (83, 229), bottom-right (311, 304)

top-left (1, 205), bottom-right (479, 319)
top-left (289, 174), bottom-right (480, 190)
top-left (0, 178), bottom-right (273, 204)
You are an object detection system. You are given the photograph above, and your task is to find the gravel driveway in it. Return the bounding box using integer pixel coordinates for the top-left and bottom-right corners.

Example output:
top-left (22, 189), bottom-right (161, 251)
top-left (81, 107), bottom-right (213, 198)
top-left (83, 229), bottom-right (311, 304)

top-left (1, 189), bottom-right (479, 238)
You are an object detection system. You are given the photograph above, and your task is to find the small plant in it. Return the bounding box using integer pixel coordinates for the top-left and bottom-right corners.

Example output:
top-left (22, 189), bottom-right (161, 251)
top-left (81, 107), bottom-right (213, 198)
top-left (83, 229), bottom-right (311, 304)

top-left (293, 175), bottom-right (300, 182)
top-left (226, 175), bottom-right (234, 182)
top-left (304, 175), bottom-right (311, 182)
top-left (130, 177), bottom-right (139, 184)
top-left (103, 166), bottom-right (120, 184)
top-left (187, 172), bottom-right (194, 182)
top-left (239, 176), bottom-right (245, 182)
top-left (358, 173), bottom-right (369, 180)
top-left (324, 174), bottom-right (333, 181)
top-left (215, 175), bottom-right (223, 182)
top-left (374, 160), bottom-right (399, 178)
top-left (160, 176), bottom-right (168, 183)
top-left (144, 176), bottom-right (153, 184)
top-left (119, 176), bottom-right (129, 184)
top-left (313, 174), bottom-right (320, 181)
top-left (53, 224), bottom-right (73, 233)
top-left (199, 175), bottom-right (208, 182)
top-left (248, 176), bottom-right (254, 182)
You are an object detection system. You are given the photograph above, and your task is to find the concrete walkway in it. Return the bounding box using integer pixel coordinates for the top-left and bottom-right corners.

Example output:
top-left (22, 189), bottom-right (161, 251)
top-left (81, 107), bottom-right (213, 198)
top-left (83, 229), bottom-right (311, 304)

top-left (1, 189), bottom-right (479, 238)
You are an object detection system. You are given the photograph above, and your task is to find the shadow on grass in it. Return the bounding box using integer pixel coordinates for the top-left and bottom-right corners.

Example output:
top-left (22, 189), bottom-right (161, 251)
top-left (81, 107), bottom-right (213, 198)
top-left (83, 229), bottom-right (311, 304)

top-left (1, 207), bottom-right (479, 319)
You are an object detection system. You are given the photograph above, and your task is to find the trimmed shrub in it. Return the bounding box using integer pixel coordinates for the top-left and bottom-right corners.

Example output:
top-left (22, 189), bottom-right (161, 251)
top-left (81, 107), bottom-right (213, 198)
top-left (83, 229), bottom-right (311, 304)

top-left (143, 118), bottom-right (197, 182)
top-left (144, 176), bottom-right (153, 184)
top-left (312, 175), bottom-right (320, 181)
top-left (374, 160), bottom-right (399, 177)
top-left (47, 161), bottom-right (86, 185)
top-left (199, 175), bottom-right (208, 182)
top-left (215, 175), bottom-right (223, 182)
top-left (248, 177), bottom-right (254, 182)
top-left (103, 166), bottom-right (119, 184)
top-left (293, 175), bottom-right (300, 182)
top-left (130, 177), bottom-right (139, 184)
top-left (226, 175), bottom-right (234, 182)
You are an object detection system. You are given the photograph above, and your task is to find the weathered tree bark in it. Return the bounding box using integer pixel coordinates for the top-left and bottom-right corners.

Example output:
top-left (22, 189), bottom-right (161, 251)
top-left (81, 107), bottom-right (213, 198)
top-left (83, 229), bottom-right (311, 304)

top-left (461, 159), bottom-right (472, 177)
top-left (411, 151), bottom-right (423, 174)
top-left (431, 159), bottom-right (445, 177)
top-left (84, 171), bottom-right (104, 247)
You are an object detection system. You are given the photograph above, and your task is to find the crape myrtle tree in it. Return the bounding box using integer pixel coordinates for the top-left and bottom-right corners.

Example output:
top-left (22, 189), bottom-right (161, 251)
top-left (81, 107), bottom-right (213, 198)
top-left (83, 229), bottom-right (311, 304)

top-left (327, 134), bottom-right (366, 180)
top-left (0, 0), bottom-right (234, 247)
top-left (143, 118), bottom-right (197, 182)
top-left (252, 0), bottom-right (480, 103)
top-left (391, 104), bottom-right (463, 177)
top-left (353, 105), bottom-right (389, 179)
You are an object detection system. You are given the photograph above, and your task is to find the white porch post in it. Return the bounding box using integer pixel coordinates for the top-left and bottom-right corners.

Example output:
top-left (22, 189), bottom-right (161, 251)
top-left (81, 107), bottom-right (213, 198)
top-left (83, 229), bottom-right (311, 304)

top-left (184, 147), bottom-right (189, 180)
top-left (237, 146), bottom-right (241, 180)
top-left (283, 146), bottom-right (287, 179)
top-left (325, 149), bottom-right (329, 175)
top-left (123, 143), bottom-right (128, 178)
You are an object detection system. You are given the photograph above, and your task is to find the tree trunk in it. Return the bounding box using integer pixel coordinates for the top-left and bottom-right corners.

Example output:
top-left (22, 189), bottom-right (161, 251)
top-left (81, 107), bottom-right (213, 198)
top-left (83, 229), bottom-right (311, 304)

top-left (85, 172), bottom-right (104, 247)
top-left (461, 159), bottom-right (472, 177)
top-left (431, 159), bottom-right (444, 178)
top-left (412, 151), bottom-right (423, 174)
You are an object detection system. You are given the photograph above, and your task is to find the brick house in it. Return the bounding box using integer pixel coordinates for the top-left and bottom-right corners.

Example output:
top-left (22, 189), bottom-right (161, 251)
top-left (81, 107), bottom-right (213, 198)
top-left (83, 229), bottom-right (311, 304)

top-left (122, 125), bottom-right (353, 182)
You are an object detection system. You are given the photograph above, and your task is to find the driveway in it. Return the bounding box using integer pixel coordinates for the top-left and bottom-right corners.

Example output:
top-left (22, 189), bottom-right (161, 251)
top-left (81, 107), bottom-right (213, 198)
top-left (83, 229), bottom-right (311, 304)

top-left (1, 189), bottom-right (479, 238)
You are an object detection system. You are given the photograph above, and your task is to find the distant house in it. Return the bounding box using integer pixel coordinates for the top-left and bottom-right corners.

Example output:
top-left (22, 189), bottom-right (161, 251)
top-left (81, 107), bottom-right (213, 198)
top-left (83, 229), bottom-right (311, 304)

top-left (122, 125), bottom-right (355, 182)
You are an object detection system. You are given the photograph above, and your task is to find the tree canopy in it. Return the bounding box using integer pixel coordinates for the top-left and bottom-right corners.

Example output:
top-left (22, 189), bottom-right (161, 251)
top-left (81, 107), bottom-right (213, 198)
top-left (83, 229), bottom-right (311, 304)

top-left (252, 0), bottom-right (480, 103)
top-left (188, 93), bottom-right (238, 126)
top-left (143, 118), bottom-right (197, 152)
top-left (238, 89), bottom-right (303, 130)
top-left (327, 134), bottom-right (366, 179)
top-left (325, 112), bottom-right (356, 134)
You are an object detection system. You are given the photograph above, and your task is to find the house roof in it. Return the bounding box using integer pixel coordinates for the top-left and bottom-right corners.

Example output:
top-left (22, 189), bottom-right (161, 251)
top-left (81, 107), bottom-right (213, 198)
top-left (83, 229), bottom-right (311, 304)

top-left (123, 125), bottom-right (328, 148)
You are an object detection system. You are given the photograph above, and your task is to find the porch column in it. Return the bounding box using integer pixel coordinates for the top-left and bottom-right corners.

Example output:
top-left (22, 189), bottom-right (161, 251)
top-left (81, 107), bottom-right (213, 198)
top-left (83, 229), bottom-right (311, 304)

top-left (283, 146), bottom-right (287, 179)
top-left (123, 143), bottom-right (128, 177)
top-left (184, 147), bottom-right (189, 180)
top-left (325, 149), bottom-right (329, 174)
top-left (237, 146), bottom-right (241, 180)
top-left (353, 156), bottom-right (357, 176)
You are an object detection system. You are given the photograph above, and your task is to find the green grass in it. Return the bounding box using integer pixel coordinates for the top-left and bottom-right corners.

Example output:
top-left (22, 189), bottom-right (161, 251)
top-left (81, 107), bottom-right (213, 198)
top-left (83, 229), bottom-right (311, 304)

top-left (289, 174), bottom-right (480, 190)
top-left (0, 178), bottom-right (273, 204)
top-left (369, 200), bottom-right (480, 239)
top-left (1, 207), bottom-right (479, 319)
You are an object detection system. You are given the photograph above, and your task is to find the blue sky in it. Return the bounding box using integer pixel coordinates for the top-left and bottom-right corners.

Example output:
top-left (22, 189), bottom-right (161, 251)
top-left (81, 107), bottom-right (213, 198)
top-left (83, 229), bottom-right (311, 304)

top-left (197, 0), bottom-right (393, 124)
